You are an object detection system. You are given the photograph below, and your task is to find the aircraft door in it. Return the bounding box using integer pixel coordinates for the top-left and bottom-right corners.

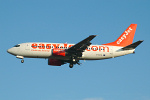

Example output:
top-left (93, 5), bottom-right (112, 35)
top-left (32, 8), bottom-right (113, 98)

top-left (110, 46), bottom-right (113, 56)
top-left (25, 44), bottom-right (30, 50)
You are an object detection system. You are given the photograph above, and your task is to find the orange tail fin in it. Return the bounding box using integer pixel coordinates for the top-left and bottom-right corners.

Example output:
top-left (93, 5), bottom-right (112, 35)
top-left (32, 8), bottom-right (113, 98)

top-left (103, 24), bottom-right (137, 47)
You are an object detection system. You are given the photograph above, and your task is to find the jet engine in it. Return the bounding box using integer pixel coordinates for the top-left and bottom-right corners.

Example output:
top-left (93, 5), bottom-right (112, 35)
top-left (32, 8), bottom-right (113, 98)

top-left (48, 58), bottom-right (65, 66)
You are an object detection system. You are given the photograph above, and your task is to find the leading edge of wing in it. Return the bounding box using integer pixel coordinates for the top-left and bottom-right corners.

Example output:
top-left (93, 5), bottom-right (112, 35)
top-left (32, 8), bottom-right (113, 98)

top-left (67, 35), bottom-right (97, 53)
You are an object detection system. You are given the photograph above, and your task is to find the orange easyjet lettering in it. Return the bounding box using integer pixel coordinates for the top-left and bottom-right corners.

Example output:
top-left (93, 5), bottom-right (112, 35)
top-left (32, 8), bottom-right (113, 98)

top-left (117, 27), bottom-right (133, 44)
top-left (99, 46), bottom-right (109, 52)
top-left (68, 45), bottom-right (73, 48)
top-left (38, 43), bottom-right (45, 49)
top-left (63, 43), bottom-right (68, 48)
top-left (31, 43), bottom-right (37, 49)
top-left (52, 44), bottom-right (60, 48)
top-left (31, 43), bottom-right (109, 52)
top-left (91, 46), bottom-right (98, 51)
top-left (46, 44), bottom-right (51, 49)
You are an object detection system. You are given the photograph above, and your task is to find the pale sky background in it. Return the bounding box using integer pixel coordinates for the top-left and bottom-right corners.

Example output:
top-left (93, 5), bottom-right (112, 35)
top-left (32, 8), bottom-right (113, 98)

top-left (0, 0), bottom-right (150, 100)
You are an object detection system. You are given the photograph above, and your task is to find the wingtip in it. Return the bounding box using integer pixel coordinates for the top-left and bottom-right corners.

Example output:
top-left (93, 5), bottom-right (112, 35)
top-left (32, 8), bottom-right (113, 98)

top-left (138, 40), bottom-right (144, 43)
top-left (140, 40), bottom-right (144, 42)
top-left (90, 35), bottom-right (97, 37)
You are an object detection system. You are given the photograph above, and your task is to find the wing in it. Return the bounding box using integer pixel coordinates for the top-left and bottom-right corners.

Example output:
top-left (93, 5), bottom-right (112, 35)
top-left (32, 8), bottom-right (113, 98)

top-left (121, 40), bottom-right (144, 50)
top-left (66, 35), bottom-right (97, 56)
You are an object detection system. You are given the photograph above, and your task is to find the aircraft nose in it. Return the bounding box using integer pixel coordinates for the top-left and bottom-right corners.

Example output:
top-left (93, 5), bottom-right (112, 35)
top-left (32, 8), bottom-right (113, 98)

top-left (7, 48), bottom-right (11, 53)
top-left (7, 48), bottom-right (14, 54)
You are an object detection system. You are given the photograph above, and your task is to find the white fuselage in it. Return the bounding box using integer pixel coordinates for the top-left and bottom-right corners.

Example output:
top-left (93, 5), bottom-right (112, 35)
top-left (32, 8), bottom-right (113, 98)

top-left (7, 42), bottom-right (135, 60)
top-left (7, 24), bottom-right (142, 68)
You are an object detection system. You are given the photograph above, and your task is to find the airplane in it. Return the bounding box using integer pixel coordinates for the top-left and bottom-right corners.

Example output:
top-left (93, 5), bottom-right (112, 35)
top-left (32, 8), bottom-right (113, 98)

top-left (7, 24), bottom-right (143, 68)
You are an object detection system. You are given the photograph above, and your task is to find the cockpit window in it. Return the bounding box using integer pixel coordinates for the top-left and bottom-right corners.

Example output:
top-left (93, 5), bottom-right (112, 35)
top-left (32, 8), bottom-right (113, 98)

top-left (14, 45), bottom-right (20, 47)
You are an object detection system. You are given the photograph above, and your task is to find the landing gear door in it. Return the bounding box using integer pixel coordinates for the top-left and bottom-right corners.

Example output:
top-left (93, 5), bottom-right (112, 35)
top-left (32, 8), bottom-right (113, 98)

top-left (25, 44), bottom-right (30, 50)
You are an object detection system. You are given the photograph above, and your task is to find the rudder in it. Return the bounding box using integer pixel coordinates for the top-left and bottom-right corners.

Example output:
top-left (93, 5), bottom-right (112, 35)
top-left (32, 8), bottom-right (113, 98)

top-left (103, 24), bottom-right (137, 47)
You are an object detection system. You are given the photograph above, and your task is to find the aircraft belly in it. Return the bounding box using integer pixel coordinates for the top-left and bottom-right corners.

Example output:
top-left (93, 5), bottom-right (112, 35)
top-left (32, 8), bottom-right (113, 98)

top-left (113, 49), bottom-right (134, 57)
top-left (49, 56), bottom-right (70, 60)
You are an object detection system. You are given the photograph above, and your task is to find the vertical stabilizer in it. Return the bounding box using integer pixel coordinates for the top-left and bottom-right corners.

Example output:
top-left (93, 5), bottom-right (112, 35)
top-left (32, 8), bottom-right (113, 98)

top-left (103, 24), bottom-right (137, 47)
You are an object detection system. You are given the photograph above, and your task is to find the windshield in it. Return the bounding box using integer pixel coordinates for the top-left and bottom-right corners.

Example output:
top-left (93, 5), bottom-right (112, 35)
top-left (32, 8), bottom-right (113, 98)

top-left (14, 44), bottom-right (20, 47)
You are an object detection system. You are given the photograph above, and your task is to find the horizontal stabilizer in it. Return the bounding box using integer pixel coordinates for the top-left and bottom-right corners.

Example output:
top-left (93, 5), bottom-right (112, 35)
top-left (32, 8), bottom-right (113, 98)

top-left (121, 40), bottom-right (144, 50)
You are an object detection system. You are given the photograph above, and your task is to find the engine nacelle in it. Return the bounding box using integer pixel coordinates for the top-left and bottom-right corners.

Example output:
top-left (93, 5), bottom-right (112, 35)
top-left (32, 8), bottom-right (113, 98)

top-left (48, 59), bottom-right (64, 66)
top-left (52, 49), bottom-right (67, 56)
